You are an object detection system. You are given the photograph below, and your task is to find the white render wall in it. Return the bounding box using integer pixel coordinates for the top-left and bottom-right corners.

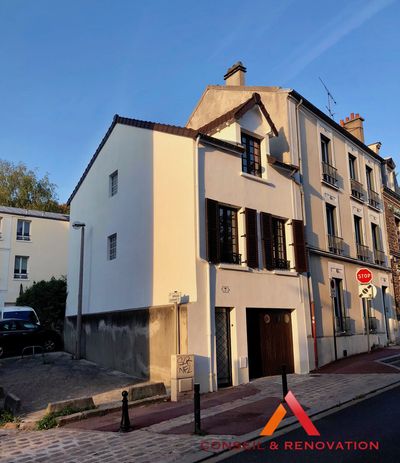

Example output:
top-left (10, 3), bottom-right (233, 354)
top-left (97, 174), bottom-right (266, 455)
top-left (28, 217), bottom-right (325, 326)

top-left (0, 213), bottom-right (68, 306)
top-left (66, 124), bottom-right (198, 316)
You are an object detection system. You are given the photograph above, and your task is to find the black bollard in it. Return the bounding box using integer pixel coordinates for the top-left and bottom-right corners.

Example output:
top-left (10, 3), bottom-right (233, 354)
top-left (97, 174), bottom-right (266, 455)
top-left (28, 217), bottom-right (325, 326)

top-left (194, 383), bottom-right (201, 435)
top-left (119, 390), bottom-right (131, 432)
top-left (281, 364), bottom-right (288, 401)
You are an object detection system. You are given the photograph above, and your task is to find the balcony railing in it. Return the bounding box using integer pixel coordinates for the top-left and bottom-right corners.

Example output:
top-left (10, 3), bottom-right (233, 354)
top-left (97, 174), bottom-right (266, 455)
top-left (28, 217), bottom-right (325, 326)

top-left (16, 234), bottom-right (31, 241)
top-left (220, 251), bottom-right (242, 265)
top-left (356, 243), bottom-right (370, 262)
top-left (335, 316), bottom-right (352, 334)
top-left (374, 249), bottom-right (386, 266)
top-left (328, 234), bottom-right (344, 255)
top-left (273, 258), bottom-right (290, 270)
top-left (350, 179), bottom-right (364, 201)
top-left (322, 162), bottom-right (338, 187)
top-left (368, 189), bottom-right (380, 209)
top-left (14, 273), bottom-right (28, 280)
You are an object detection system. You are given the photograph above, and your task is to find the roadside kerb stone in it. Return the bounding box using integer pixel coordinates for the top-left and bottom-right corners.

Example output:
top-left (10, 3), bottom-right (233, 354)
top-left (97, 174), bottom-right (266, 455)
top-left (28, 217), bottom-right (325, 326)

top-left (46, 397), bottom-right (95, 414)
top-left (127, 382), bottom-right (166, 401)
top-left (4, 393), bottom-right (22, 415)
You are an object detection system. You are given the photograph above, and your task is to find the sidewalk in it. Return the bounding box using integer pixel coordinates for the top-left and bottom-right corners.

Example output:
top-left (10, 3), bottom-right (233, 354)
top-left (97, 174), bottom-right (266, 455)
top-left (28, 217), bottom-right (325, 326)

top-left (1, 347), bottom-right (400, 463)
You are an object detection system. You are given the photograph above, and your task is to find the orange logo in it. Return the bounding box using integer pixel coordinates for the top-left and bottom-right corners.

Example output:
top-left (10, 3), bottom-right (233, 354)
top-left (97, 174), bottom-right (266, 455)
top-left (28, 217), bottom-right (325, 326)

top-left (260, 391), bottom-right (320, 436)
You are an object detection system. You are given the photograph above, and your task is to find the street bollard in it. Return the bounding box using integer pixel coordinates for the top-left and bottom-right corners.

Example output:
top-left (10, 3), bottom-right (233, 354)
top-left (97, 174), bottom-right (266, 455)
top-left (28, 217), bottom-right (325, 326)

top-left (119, 390), bottom-right (131, 432)
top-left (281, 364), bottom-right (288, 401)
top-left (194, 383), bottom-right (201, 435)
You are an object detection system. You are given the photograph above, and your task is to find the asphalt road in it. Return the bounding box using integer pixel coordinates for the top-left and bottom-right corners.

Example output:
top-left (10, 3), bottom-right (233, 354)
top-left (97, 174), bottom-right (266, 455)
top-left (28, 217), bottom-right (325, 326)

top-left (219, 385), bottom-right (400, 463)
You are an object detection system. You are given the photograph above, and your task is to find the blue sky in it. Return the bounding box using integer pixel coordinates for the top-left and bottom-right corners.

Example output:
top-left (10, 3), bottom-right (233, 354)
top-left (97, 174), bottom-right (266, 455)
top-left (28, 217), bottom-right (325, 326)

top-left (0, 0), bottom-right (399, 202)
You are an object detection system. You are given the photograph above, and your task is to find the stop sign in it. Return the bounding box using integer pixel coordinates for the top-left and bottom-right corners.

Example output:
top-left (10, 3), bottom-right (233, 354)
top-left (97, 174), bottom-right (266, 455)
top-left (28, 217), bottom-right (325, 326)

top-left (356, 268), bottom-right (373, 284)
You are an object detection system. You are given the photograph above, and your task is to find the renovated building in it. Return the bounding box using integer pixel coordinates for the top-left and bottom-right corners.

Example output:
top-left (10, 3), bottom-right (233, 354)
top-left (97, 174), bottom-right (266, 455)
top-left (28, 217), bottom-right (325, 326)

top-left (0, 206), bottom-right (69, 306)
top-left (65, 92), bottom-right (311, 391)
top-left (382, 157), bottom-right (400, 339)
top-left (187, 63), bottom-right (397, 368)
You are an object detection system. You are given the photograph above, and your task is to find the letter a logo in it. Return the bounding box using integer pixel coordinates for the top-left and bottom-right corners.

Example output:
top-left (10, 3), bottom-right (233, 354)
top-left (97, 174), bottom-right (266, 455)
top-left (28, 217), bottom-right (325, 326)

top-left (260, 391), bottom-right (320, 436)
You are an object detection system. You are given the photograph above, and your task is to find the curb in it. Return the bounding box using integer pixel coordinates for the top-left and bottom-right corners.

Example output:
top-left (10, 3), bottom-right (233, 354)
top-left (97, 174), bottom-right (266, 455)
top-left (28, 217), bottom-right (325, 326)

top-left (181, 378), bottom-right (400, 463)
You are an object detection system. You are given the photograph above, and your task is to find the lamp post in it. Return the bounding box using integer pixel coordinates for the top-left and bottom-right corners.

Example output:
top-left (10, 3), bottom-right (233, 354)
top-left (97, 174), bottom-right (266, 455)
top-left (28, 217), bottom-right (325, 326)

top-left (72, 221), bottom-right (85, 360)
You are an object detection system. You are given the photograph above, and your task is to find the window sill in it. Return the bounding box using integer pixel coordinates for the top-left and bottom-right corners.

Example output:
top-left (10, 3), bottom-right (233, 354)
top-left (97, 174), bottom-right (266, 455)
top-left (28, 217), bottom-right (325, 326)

top-left (272, 269), bottom-right (298, 277)
top-left (217, 263), bottom-right (250, 272)
top-left (240, 172), bottom-right (272, 186)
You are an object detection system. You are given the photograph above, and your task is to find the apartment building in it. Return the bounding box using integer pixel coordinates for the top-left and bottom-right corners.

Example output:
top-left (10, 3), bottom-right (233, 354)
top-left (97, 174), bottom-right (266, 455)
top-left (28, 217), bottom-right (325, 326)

top-left (0, 206), bottom-right (69, 306)
top-left (187, 63), bottom-right (397, 368)
top-left (382, 157), bottom-right (400, 339)
top-left (65, 96), bottom-right (311, 391)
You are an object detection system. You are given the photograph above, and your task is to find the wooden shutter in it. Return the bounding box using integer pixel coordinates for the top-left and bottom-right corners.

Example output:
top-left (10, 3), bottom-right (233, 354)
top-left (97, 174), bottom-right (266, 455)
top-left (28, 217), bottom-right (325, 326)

top-left (292, 219), bottom-right (308, 273)
top-left (206, 198), bottom-right (220, 263)
top-left (245, 208), bottom-right (259, 268)
top-left (261, 212), bottom-right (274, 270)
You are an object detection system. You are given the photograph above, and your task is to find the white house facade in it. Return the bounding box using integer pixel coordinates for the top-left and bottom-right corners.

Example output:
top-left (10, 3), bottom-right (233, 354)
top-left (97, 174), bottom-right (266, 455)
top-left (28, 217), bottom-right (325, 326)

top-left (66, 90), bottom-right (311, 391)
top-left (0, 206), bottom-right (69, 306)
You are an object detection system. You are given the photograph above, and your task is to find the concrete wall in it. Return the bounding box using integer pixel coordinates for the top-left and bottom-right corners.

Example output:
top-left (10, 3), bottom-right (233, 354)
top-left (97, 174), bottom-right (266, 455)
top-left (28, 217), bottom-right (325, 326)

top-left (0, 213), bottom-right (69, 306)
top-left (64, 304), bottom-right (177, 385)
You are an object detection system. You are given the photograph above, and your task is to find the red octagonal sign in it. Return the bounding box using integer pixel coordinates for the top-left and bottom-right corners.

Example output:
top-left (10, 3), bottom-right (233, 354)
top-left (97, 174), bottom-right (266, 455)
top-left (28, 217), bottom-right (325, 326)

top-left (356, 268), bottom-right (373, 284)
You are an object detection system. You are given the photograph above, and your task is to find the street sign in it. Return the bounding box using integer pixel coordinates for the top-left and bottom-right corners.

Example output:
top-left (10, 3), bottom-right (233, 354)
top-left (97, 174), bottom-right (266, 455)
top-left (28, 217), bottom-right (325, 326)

top-left (356, 268), bottom-right (373, 284)
top-left (358, 283), bottom-right (377, 299)
top-left (169, 291), bottom-right (182, 304)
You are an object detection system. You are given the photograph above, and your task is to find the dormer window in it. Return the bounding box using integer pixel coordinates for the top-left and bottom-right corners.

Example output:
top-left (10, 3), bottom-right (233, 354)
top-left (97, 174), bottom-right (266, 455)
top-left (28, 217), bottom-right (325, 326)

top-left (241, 132), bottom-right (261, 177)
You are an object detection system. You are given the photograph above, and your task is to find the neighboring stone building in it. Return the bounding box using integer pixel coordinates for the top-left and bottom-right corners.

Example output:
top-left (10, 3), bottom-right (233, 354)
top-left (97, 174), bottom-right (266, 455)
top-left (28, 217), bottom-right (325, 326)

top-left (65, 97), bottom-right (311, 392)
top-left (188, 63), bottom-right (398, 368)
top-left (0, 206), bottom-right (69, 306)
top-left (382, 157), bottom-right (400, 329)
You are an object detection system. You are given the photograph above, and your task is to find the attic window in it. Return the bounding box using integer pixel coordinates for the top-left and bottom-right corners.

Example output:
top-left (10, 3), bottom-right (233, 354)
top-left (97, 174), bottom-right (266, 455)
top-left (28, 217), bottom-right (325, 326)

top-left (109, 170), bottom-right (118, 197)
top-left (241, 132), bottom-right (261, 177)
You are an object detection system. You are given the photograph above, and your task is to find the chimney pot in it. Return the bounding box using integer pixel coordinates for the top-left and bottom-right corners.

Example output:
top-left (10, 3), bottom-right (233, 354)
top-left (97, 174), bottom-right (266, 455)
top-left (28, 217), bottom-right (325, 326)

top-left (350, 112), bottom-right (355, 120)
top-left (340, 120), bottom-right (344, 126)
top-left (346, 117), bottom-right (349, 122)
top-left (224, 61), bottom-right (247, 86)
top-left (355, 113), bottom-right (360, 118)
top-left (341, 113), bottom-right (365, 143)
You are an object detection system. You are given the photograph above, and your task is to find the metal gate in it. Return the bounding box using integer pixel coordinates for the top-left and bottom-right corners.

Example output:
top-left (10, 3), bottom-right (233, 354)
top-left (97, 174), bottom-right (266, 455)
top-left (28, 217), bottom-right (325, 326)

top-left (215, 307), bottom-right (232, 387)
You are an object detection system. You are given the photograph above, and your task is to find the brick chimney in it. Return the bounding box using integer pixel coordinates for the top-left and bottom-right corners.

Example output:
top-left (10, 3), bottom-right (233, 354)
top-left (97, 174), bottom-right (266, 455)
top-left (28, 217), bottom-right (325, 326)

top-left (339, 113), bottom-right (365, 143)
top-left (224, 61), bottom-right (246, 86)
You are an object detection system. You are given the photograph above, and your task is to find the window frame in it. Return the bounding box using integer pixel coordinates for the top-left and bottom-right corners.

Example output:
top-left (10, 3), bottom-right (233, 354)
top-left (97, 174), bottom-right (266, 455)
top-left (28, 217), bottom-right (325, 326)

top-left (14, 255), bottom-right (29, 279)
top-left (107, 233), bottom-right (117, 260)
top-left (109, 170), bottom-right (118, 197)
top-left (241, 132), bottom-right (262, 178)
top-left (16, 219), bottom-right (31, 241)
top-left (271, 217), bottom-right (289, 270)
top-left (218, 205), bottom-right (240, 265)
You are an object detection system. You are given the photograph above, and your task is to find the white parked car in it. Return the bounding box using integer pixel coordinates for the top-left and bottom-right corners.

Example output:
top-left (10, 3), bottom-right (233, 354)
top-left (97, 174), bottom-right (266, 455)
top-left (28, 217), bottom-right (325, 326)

top-left (0, 306), bottom-right (40, 325)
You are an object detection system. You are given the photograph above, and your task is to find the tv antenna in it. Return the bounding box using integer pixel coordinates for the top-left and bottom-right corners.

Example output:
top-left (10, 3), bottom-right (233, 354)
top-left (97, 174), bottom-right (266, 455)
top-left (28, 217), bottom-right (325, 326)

top-left (319, 77), bottom-right (337, 119)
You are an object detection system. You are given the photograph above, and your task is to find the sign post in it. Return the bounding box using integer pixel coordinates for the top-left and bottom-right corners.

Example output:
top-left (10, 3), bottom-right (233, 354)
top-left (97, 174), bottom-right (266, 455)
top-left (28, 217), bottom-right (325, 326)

top-left (356, 269), bottom-right (374, 354)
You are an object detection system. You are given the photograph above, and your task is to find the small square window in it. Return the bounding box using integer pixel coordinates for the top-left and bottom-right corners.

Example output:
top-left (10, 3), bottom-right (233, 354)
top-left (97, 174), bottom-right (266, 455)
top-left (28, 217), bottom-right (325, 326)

top-left (108, 233), bottom-right (117, 260)
top-left (109, 170), bottom-right (118, 197)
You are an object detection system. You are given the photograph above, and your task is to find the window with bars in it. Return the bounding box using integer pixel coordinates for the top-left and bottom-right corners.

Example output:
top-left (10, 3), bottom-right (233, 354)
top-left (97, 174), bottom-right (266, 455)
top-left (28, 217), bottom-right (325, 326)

top-left (241, 132), bottom-right (262, 177)
top-left (219, 205), bottom-right (240, 264)
top-left (109, 170), bottom-right (118, 196)
top-left (108, 233), bottom-right (117, 260)
top-left (271, 218), bottom-right (288, 269)
top-left (14, 256), bottom-right (28, 279)
top-left (17, 219), bottom-right (31, 241)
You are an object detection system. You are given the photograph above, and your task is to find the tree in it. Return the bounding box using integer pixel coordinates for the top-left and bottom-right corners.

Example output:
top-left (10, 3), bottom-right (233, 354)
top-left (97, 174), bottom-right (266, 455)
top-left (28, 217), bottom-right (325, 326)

top-left (16, 277), bottom-right (67, 330)
top-left (0, 159), bottom-right (68, 213)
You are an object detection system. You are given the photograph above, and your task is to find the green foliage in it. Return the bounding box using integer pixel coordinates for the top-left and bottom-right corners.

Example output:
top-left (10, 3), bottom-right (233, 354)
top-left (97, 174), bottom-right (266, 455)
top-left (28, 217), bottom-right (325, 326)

top-left (0, 159), bottom-right (69, 213)
top-left (36, 405), bottom-right (96, 430)
top-left (0, 410), bottom-right (14, 426)
top-left (16, 277), bottom-right (67, 329)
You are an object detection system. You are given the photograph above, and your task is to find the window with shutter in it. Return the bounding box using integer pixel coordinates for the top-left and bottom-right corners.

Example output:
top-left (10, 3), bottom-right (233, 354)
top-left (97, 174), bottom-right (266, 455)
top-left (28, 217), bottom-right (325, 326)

top-left (245, 208), bottom-right (259, 268)
top-left (292, 219), bottom-right (308, 273)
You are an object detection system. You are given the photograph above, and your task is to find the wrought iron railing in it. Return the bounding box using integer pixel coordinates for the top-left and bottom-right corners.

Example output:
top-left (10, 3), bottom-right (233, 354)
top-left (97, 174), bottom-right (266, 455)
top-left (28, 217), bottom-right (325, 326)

top-left (368, 189), bottom-right (380, 209)
top-left (220, 251), bottom-right (242, 265)
top-left (14, 273), bottom-right (28, 280)
top-left (374, 249), bottom-right (386, 266)
top-left (273, 258), bottom-right (290, 270)
top-left (356, 243), bottom-right (370, 262)
top-left (322, 162), bottom-right (338, 187)
top-left (335, 316), bottom-right (351, 334)
top-left (350, 179), bottom-right (364, 201)
top-left (16, 234), bottom-right (30, 241)
top-left (328, 234), bottom-right (344, 255)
